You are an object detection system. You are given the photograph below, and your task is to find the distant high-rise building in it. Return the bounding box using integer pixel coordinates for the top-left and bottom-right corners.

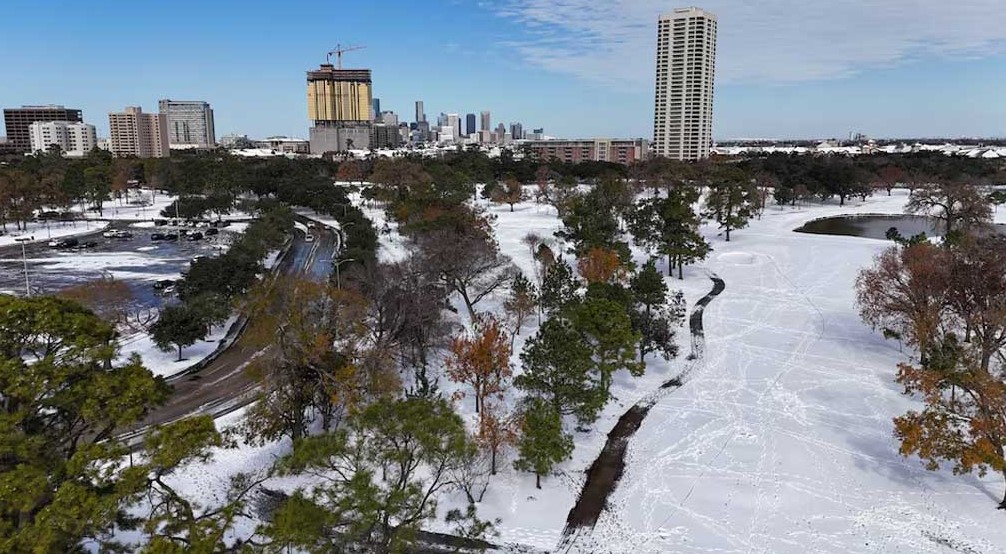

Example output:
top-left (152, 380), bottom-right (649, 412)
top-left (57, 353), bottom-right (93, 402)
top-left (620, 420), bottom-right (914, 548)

top-left (480, 111), bottom-right (491, 132)
top-left (158, 99), bottom-right (215, 147)
top-left (307, 62), bottom-right (373, 152)
top-left (380, 111), bottom-right (399, 126)
top-left (510, 122), bottom-right (524, 141)
top-left (466, 113), bottom-right (476, 136)
top-left (3, 105), bottom-right (83, 153)
top-left (108, 106), bottom-right (170, 158)
top-left (372, 98), bottom-right (381, 120)
top-left (531, 128), bottom-right (545, 140)
top-left (653, 7), bottom-right (717, 160)
top-left (446, 114), bottom-right (461, 141)
top-left (495, 123), bottom-right (506, 142)
top-left (415, 101), bottom-right (425, 123)
top-left (28, 121), bottom-right (96, 157)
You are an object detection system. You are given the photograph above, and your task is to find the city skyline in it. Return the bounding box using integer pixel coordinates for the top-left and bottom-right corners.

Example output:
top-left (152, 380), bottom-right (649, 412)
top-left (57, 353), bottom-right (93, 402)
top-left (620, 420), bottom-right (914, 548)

top-left (1, 0), bottom-right (1004, 141)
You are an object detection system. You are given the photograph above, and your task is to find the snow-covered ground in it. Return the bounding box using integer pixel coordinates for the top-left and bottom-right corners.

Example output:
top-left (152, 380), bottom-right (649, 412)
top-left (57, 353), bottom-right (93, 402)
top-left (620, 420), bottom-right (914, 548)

top-left (0, 219), bottom-right (109, 248)
top-left (119, 316), bottom-right (240, 379)
top-left (148, 189), bottom-right (1006, 553)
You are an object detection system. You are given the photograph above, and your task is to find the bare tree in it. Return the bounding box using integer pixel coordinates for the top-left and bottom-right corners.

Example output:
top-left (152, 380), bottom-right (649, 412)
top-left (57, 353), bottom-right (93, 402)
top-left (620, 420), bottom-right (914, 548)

top-left (418, 229), bottom-right (517, 320)
top-left (905, 180), bottom-right (992, 235)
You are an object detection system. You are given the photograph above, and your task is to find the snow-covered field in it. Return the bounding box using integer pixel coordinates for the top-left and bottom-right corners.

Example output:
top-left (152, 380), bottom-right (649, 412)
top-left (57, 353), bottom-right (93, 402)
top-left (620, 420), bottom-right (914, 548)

top-left (120, 316), bottom-right (240, 379)
top-left (152, 189), bottom-right (1006, 553)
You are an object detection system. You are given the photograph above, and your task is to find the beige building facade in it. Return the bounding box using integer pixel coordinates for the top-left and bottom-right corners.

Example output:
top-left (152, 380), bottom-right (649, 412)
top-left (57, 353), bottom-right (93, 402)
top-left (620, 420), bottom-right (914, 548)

top-left (108, 106), bottom-right (170, 158)
top-left (653, 7), bottom-right (717, 160)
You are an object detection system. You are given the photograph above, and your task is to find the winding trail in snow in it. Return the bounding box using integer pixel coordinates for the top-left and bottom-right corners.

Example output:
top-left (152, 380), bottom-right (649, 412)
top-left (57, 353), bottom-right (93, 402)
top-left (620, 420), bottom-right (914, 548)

top-left (558, 272), bottom-right (725, 548)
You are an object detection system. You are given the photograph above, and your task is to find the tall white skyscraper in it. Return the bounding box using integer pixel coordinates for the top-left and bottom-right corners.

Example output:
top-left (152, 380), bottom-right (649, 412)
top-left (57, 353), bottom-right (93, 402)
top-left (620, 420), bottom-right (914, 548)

top-left (653, 7), bottom-right (717, 160)
top-left (158, 99), bottom-right (216, 147)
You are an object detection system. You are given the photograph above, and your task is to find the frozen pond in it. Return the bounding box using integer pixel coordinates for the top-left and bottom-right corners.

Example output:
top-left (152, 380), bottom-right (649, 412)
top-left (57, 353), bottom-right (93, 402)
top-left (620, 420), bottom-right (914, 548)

top-left (794, 214), bottom-right (941, 240)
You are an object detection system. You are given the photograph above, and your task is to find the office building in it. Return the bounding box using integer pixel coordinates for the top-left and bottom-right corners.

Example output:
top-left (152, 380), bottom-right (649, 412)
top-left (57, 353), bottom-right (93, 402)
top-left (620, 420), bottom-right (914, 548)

top-left (415, 100), bottom-right (425, 123)
top-left (446, 113), bottom-right (461, 141)
top-left (372, 123), bottom-right (402, 149)
top-left (653, 7), bottom-right (717, 160)
top-left (480, 111), bottom-right (491, 132)
top-left (108, 106), bottom-right (170, 158)
top-left (3, 105), bottom-right (83, 153)
top-left (158, 99), bottom-right (216, 147)
top-left (466, 113), bottom-right (476, 136)
top-left (372, 98), bottom-right (381, 120)
top-left (28, 121), bottom-right (96, 157)
top-left (307, 62), bottom-right (373, 152)
top-left (510, 122), bottom-right (524, 141)
top-left (526, 138), bottom-right (649, 165)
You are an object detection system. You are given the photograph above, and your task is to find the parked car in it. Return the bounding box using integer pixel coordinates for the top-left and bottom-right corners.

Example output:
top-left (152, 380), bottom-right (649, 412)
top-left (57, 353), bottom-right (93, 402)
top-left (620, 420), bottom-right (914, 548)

top-left (186, 232), bottom-right (204, 241)
top-left (154, 219), bottom-right (168, 226)
top-left (102, 229), bottom-right (132, 239)
top-left (151, 233), bottom-right (166, 241)
top-left (48, 238), bottom-right (78, 249)
top-left (75, 240), bottom-right (99, 250)
top-left (164, 233), bottom-right (179, 241)
top-left (204, 227), bottom-right (219, 236)
top-left (153, 279), bottom-right (175, 290)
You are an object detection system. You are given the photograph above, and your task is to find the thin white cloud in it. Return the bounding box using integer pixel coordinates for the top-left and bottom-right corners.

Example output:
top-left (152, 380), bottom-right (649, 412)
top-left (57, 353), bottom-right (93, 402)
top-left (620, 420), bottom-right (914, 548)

top-left (491, 0), bottom-right (1006, 85)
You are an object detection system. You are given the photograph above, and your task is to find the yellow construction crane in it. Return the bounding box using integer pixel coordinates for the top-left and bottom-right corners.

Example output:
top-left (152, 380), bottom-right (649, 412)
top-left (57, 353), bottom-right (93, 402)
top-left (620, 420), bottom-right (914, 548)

top-left (326, 44), bottom-right (366, 69)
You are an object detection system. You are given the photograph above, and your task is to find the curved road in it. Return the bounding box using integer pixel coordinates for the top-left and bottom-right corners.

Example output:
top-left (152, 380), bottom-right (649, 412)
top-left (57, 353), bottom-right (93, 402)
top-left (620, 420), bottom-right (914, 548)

top-left (120, 224), bottom-right (339, 443)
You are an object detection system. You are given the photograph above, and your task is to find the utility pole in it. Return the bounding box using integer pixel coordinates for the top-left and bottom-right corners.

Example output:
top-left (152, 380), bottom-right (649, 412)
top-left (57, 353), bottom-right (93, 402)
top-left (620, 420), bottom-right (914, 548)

top-left (333, 258), bottom-right (356, 290)
top-left (14, 236), bottom-right (32, 296)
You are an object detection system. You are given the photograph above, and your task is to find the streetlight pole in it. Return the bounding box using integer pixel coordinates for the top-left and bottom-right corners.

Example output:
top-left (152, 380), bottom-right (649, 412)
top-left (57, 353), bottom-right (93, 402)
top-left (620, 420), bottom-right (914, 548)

top-left (333, 258), bottom-right (356, 290)
top-left (14, 237), bottom-right (31, 296)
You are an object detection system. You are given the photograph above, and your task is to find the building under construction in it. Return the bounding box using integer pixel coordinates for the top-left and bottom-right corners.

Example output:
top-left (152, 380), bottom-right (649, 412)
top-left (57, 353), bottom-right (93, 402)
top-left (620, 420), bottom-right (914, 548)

top-left (307, 45), bottom-right (373, 153)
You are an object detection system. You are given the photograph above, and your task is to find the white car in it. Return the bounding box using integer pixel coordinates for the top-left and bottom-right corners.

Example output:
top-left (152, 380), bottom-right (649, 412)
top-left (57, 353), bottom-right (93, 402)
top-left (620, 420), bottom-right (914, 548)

top-left (102, 229), bottom-right (132, 239)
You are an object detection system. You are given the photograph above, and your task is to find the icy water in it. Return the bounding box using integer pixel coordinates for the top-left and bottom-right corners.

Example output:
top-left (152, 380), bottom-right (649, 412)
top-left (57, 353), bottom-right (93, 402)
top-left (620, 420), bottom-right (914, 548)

top-left (795, 214), bottom-right (941, 240)
top-left (796, 214), bottom-right (1006, 240)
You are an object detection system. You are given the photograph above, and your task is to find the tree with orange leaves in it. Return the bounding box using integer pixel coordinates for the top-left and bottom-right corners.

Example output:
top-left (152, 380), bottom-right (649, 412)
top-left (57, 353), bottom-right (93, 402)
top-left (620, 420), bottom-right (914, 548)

top-left (856, 242), bottom-right (952, 360)
top-left (576, 247), bottom-right (627, 285)
top-left (477, 399), bottom-right (519, 475)
top-left (446, 314), bottom-right (512, 414)
top-left (894, 334), bottom-right (1006, 509)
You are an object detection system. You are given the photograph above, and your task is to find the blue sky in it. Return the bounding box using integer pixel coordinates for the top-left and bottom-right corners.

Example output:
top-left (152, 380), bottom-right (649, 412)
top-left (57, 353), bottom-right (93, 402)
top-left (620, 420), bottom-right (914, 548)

top-left (2, 0), bottom-right (1004, 140)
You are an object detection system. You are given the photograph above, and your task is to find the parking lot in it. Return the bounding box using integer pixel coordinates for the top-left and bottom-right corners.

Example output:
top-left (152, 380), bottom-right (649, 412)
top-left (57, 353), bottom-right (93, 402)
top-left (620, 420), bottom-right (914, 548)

top-left (0, 220), bottom-right (244, 310)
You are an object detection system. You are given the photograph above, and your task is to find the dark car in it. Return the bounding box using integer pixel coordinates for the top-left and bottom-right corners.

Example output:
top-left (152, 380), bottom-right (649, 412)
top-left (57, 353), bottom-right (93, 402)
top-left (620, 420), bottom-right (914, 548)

top-left (76, 240), bottom-right (98, 249)
top-left (151, 233), bottom-right (166, 241)
top-left (154, 219), bottom-right (168, 226)
top-left (164, 233), bottom-right (179, 241)
top-left (204, 227), bottom-right (219, 236)
top-left (153, 279), bottom-right (174, 290)
top-left (186, 232), bottom-right (203, 241)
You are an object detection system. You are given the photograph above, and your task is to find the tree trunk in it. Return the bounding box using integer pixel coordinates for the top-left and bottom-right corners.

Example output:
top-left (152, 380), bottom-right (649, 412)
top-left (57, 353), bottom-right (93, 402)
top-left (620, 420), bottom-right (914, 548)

top-left (667, 254), bottom-right (673, 276)
top-left (177, 344), bottom-right (183, 361)
top-left (1000, 469), bottom-right (1006, 509)
top-left (678, 261), bottom-right (684, 280)
top-left (535, 473), bottom-right (541, 489)
top-left (491, 449), bottom-right (497, 475)
top-left (725, 227), bottom-right (731, 242)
